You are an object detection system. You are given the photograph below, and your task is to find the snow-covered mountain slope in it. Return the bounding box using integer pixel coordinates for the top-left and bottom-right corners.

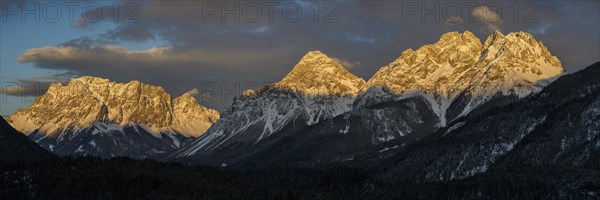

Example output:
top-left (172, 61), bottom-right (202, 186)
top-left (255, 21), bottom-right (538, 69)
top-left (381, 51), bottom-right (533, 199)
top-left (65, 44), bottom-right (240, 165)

top-left (169, 31), bottom-right (566, 168)
top-left (169, 51), bottom-right (366, 159)
top-left (28, 122), bottom-right (192, 159)
top-left (229, 96), bottom-right (441, 169)
top-left (375, 62), bottom-right (600, 183)
top-left (360, 31), bottom-right (564, 125)
top-left (6, 76), bottom-right (219, 158)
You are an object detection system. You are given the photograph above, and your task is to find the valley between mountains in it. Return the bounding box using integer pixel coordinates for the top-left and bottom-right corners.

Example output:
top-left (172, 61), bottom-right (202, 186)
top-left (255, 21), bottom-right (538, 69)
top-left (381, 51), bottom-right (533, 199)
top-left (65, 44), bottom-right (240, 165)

top-left (2, 31), bottom-right (599, 198)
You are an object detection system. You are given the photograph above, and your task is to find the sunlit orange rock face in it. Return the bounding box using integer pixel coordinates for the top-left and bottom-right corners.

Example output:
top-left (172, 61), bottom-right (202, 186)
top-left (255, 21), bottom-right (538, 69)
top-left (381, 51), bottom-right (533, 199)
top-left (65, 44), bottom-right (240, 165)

top-left (363, 31), bottom-right (563, 125)
top-left (369, 30), bottom-right (562, 99)
top-left (7, 76), bottom-right (219, 137)
top-left (241, 51), bottom-right (367, 97)
top-left (273, 51), bottom-right (367, 97)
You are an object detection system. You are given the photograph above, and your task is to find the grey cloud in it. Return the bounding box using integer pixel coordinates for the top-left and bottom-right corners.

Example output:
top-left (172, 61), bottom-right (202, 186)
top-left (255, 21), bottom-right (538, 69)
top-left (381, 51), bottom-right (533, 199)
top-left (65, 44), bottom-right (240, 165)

top-left (1, 74), bottom-right (71, 97)
top-left (473, 6), bottom-right (503, 33)
top-left (185, 88), bottom-right (212, 102)
top-left (103, 24), bottom-right (157, 42)
top-left (332, 57), bottom-right (360, 69)
top-left (60, 36), bottom-right (117, 48)
top-left (14, 0), bottom-right (600, 110)
top-left (185, 88), bottom-right (200, 96)
top-left (16, 44), bottom-right (301, 110)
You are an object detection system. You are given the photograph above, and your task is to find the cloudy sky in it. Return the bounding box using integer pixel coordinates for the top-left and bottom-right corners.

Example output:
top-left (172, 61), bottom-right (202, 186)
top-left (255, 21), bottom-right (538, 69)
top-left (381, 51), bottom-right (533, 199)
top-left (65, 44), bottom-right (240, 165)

top-left (1, 0), bottom-right (599, 116)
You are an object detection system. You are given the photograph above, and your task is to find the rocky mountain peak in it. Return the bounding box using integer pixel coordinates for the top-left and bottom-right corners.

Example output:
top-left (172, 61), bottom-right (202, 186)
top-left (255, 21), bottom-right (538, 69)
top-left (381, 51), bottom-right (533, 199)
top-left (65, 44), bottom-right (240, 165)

top-left (274, 50), bottom-right (366, 96)
top-left (74, 76), bottom-right (111, 85)
top-left (173, 92), bottom-right (197, 105)
top-left (368, 30), bottom-right (563, 98)
top-left (437, 31), bottom-right (480, 45)
top-left (171, 92), bottom-right (220, 136)
top-left (298, 50), bottom-right (330, 64)
top-left (173, 92), bottom-right (219, 122)
top-left (362, 31), bottom-right (564, 126)
top-left (478, 31), bottom-right (563, 86)
top-left (172, 51), bottom-right (368, 156)
top-left (367, 31), bottom-right (484, 97)
top-left (7, 76), bottom-right (218, 137)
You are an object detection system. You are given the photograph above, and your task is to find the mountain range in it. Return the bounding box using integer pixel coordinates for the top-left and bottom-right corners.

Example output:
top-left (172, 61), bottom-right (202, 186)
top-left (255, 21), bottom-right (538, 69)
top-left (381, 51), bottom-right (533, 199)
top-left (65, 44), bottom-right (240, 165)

top-left (6, 77), bottom-right (219, 158)
top-left (6, 31), bottom-right (595, 179)
top-left (167, 31), bottom-right (565, 168)
top-left (375, 61), bottom-right (600, 183)
top-left (2, 61), bottom-right (597, 199)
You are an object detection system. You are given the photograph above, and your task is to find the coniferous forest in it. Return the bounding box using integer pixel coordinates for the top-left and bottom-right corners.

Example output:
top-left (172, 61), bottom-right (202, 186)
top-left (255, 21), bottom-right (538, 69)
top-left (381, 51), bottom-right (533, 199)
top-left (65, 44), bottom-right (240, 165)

top-left (1, 156), bottom-right (599, 199)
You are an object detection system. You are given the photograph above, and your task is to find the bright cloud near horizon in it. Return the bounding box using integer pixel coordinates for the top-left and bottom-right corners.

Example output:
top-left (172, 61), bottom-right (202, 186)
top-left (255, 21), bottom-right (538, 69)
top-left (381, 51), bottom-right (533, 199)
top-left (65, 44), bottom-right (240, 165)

top-left (1, 0), bottom-right (599, 116)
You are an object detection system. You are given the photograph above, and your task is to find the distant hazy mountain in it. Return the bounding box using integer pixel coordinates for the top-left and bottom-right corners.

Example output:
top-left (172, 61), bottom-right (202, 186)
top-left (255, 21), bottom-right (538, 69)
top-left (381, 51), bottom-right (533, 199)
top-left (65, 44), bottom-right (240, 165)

top-left (0, 117), bottom-right (52, 162)
top-left (7, 77), bottom-right (219, 158)
top-left (168, 31), bottom-right (566, 169)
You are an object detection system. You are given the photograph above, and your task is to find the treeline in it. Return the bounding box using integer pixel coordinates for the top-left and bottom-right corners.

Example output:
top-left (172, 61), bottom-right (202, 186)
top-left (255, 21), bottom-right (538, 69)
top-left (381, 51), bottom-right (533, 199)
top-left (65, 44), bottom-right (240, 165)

top-left (373, 167), bottom-right (600, 199)
top-left (1, 157), bottom-right (599, 199)
top-left (0, 157), bottom-right (369, 200)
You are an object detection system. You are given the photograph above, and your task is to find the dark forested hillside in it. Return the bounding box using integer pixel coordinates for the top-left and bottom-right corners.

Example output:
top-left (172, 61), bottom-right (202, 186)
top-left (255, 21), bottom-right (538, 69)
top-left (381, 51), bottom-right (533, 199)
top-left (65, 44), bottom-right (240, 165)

top-left (375, 62), bottom-right (600, 183)
top-left (1, 157), bottom-right (370, 200)
top-left (1, 157), bottom-right (598, 199)
top-left (0, 117), bottom-right (52, 162)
